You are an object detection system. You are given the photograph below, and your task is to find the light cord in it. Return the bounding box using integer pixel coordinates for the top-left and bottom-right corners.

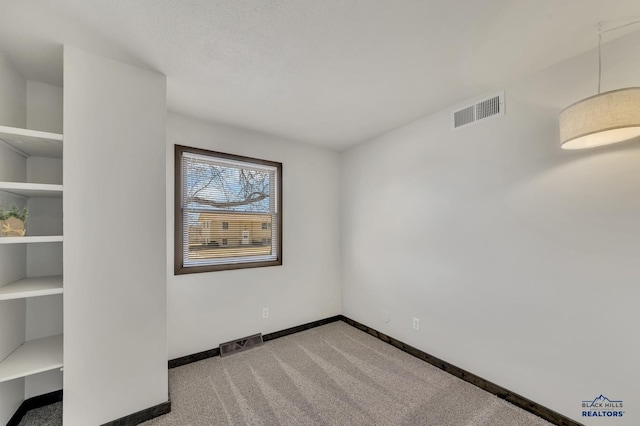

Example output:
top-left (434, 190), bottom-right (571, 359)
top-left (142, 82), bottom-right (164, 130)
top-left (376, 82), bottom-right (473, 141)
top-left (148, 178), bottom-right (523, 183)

top-left (596, 19), bottom-right (640, 94)
top-left (598, 22), bottom-right (602, 94)
top-left (600, 19), bottom-right (640, 34)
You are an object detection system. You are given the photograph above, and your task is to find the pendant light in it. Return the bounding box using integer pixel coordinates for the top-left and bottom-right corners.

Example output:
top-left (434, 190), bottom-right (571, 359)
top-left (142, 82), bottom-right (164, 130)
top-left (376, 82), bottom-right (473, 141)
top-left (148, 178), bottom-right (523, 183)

top-left (559, 22), bottom-right (640, 150)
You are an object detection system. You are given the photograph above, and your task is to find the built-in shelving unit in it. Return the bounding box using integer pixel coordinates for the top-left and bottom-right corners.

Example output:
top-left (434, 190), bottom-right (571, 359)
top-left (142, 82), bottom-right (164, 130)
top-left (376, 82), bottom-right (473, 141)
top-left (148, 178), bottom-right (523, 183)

top-left (0, 335), bottom-right (63, 383)
top-left (0, 276), bottom-right (63, 301)
top-left (0, 125), bottom-right (63, 158)
top-left (0, 112), bottom-right (64, 408)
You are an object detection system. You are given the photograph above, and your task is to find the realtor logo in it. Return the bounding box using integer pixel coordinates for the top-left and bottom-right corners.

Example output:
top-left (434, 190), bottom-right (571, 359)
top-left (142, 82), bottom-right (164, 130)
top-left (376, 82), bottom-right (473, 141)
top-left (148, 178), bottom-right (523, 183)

top-left (582, 395), bottom-right (624, 418)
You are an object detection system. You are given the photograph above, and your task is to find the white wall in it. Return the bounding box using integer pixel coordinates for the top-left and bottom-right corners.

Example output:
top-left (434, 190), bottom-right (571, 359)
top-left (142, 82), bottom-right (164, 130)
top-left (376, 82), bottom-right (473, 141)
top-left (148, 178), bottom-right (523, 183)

top-left (167, 113), bottom-right (341, 359)
top-left (341, 30), bottom-right (640, 426)
top-left (26, 80), bottom-right (63, 134)
top-left (64, 46), bottom-right (168, 425)
top-left (0, 52), bottom-right (27, 426)
top-left (0, 53), bottom-right (26, 128)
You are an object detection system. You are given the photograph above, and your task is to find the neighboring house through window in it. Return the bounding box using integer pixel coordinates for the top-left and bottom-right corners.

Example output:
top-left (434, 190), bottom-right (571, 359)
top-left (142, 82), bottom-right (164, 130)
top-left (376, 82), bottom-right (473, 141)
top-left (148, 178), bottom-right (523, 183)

top-left (175, 145), bottom-right (282, 273)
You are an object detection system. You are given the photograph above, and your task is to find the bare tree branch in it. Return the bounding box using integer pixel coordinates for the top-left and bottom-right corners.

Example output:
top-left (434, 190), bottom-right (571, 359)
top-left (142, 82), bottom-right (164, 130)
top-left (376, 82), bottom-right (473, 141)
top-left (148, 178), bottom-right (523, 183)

top-left (186, 163), bottom-right (270, 210)
top-left (189, 192), bottom-right (268, 208)
top-left (190, 165), bottom-right (218, 198)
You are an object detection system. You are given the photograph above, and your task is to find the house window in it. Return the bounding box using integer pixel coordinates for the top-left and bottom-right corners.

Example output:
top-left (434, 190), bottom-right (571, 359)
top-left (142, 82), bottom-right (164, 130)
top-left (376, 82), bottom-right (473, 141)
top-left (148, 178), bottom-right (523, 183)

top-left (175, 145), bottom-right (282, 274)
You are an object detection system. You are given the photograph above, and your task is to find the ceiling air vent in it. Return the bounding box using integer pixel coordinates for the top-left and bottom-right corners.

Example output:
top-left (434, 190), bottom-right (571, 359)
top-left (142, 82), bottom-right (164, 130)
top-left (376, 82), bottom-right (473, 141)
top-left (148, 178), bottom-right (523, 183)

top-left (452, 91), bottom-right (505, 130)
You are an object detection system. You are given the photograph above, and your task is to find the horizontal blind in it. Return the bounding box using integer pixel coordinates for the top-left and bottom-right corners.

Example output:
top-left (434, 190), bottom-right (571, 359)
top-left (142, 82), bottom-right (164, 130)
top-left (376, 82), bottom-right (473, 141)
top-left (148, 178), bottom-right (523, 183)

top-left (181, 151), bottom-right (279, 267)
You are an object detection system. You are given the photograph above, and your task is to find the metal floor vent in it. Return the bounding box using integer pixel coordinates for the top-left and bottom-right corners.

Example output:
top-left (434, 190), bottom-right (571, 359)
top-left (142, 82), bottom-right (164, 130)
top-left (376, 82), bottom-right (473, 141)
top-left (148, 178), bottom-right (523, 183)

top-left (220, 333), bottom-right (263, 357)
top-left (452, 91), bottom-right (504, 130)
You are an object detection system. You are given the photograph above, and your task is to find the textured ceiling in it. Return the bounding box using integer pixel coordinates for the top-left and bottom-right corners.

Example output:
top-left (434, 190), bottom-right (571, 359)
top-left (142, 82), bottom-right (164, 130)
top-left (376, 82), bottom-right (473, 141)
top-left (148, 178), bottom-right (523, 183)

top-left (1, 1), bottom-right (640, 149)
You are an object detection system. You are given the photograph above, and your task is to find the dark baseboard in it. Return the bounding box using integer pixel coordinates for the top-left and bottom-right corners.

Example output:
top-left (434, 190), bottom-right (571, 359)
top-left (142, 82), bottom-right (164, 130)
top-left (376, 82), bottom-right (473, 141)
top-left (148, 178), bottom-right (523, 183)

top-left (168, 346), bottom-right (221, 369)
top-left (168, 314), bottom-right (342, 369)
top-left (263, 315), bottom-right (341, 342)
top-left (339, 315), bottom-right (582, 426)
top-left (101, 399), bottom-right (171, 426)
top-left (6, 389), bottom-right (63, 426)
top-left (6, 387), bottom-right (170, 426)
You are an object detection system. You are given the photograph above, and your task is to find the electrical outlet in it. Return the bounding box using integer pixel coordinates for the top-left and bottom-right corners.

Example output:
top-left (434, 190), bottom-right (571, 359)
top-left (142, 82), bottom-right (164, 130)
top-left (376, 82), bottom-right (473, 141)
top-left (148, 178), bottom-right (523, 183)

top-left (262, 308), bottom-right (269, 319)
top-left (413, 317), bottom-right (420, 330)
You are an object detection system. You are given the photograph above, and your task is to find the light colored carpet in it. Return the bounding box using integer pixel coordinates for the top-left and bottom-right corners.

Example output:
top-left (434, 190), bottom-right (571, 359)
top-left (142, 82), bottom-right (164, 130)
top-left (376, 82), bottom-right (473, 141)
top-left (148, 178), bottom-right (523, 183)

top-left (143, 322), bottom-right (551, 426)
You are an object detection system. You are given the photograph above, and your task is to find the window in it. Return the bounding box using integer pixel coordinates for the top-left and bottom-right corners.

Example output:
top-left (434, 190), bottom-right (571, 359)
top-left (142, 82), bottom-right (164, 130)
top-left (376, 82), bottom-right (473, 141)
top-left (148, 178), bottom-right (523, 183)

top-left (175, 145), bottom-right (282, 274)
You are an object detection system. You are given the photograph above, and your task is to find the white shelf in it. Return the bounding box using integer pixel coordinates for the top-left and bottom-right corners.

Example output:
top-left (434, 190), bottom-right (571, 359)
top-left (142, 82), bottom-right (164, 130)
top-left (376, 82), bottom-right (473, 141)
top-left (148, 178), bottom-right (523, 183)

top-left (0, 182), bottom-right (63, 198)
top-left (0, 125), bottom-right (63, 158)
top-left (0, 335), bottom-right (63, 383)
top-left (0, 236), bottom-right (63, 244)
top-left (0, 276), bottom-right (63, 301)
